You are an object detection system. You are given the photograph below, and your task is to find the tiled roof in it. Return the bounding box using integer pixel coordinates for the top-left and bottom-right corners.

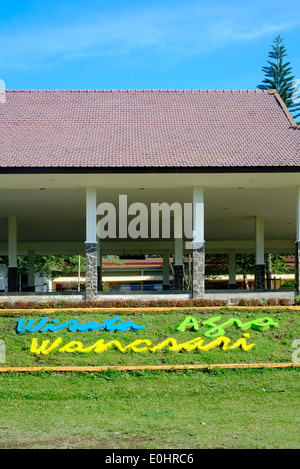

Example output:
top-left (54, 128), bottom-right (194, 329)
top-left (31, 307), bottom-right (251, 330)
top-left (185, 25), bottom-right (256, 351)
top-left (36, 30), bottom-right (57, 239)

top-left (0, 89), bottom-right (299, 169)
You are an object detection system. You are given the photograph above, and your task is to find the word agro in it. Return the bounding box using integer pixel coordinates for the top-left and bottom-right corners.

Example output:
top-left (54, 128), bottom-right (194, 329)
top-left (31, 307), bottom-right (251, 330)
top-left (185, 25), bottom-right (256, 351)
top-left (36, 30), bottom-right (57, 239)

top-left (30, 333), bottom-right (255, 355)
top-left (177, 315), bottom-right (279, 338)
top-left (17, 316), bottom-right (145, 333)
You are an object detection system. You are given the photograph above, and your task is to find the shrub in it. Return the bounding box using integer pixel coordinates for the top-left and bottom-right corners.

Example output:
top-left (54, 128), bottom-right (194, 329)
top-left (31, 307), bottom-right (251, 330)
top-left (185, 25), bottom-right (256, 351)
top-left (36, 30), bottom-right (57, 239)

top-left (295, 295), bottom-right (300, 306)
top-left (193, 299), bottom-right (212, 307)
top-left (277, 298), bottom-right (291, 306)
top-left (211, 300), bottom-right (228, 306)
top-left (237, 298), bottom-right (252, 306)
top-left (280, 281), bottom-right (294, 288)
top-left (249, 299), bottom-right (265, 306)
top-left (0, 302), bottom-right (13, 309)
top-left (0, 296), bottom-right (294, 309)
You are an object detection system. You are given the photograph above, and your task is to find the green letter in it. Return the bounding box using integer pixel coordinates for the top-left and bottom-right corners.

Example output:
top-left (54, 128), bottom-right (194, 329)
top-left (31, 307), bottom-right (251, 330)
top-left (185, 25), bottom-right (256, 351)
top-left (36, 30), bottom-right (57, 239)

top-left (177, 316), bottom-right (199, 332)
top-left (201, 316), bottom-right (224, 337)
top-left (241, 317), bottom-right (278, 331)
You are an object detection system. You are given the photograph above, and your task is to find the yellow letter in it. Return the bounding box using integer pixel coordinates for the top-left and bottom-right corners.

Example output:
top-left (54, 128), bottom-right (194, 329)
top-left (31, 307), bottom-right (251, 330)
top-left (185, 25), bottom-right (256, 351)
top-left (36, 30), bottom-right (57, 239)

top-left (58, 341), bottom-right (84, 353)
top-left (228, 333), bottom-right (255, 351)
top-left (171, 337), bottom-right (204, 352)
top-left (30, 337), bottom-right (63, 355)
top-left (198, 336), bottom-right (231, 351)
top-left (88, 339), bottom-right (106, 353)
top-left (101, 340), bottom-right (127, 353)
top-left (149, 338), bottom-right (179, 353)
top-left (125, 340), bottom-right (152, 352)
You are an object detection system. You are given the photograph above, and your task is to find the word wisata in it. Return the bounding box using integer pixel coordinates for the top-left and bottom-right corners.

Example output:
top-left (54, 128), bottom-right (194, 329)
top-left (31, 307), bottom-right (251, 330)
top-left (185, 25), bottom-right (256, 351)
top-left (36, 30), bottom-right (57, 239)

top-left (17, 316), bottom-right (145, 334)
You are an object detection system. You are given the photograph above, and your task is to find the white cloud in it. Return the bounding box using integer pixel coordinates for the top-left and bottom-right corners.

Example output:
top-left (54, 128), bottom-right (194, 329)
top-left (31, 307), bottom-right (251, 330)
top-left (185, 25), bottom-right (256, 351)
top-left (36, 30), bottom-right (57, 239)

top-left (0, 1), bottom-right (299, 69)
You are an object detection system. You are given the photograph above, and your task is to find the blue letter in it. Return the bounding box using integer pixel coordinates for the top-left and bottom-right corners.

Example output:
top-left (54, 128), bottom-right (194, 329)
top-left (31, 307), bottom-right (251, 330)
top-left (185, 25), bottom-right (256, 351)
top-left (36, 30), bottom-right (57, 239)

top-left (17, 318), bottom-right (49, 334)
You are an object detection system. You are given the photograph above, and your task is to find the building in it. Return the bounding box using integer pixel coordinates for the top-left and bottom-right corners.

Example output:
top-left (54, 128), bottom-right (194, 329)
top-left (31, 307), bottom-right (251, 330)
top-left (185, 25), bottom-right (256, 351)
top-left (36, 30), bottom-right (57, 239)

top-left (51, 256), bottom-right (295, 292)
top-left (0, 89), bottom-right (299, 301)
top-left (52, 257), bottom-right (172, 292)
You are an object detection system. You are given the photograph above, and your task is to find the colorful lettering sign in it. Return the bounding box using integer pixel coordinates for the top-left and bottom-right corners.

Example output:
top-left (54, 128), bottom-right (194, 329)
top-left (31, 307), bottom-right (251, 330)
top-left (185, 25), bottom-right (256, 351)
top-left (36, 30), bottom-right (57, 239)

top-left (11, 313), bottom-right (281, 359)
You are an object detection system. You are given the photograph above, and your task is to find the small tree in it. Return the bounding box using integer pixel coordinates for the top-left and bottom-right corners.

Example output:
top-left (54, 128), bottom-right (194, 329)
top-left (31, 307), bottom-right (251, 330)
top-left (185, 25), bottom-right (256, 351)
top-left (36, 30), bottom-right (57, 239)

top-left (257, 35), bottom-right (300, 120)
top-left (18, 255), bottom-right (86, 279)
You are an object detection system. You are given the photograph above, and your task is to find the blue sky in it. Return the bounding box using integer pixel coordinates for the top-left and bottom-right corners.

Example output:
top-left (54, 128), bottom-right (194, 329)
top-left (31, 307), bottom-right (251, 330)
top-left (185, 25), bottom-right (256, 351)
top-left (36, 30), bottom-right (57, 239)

top-left (1, 0), bottom-right (300, 90)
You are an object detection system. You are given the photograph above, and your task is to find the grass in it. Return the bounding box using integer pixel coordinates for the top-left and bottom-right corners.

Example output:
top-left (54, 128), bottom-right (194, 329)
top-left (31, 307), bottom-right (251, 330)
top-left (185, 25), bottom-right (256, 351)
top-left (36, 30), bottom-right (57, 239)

top-left (0, 367), bottom-right (299, 449)
top-left (0, 308), bottom-right (299, 449)
top-left (0, 308), bottom-right (299, 367)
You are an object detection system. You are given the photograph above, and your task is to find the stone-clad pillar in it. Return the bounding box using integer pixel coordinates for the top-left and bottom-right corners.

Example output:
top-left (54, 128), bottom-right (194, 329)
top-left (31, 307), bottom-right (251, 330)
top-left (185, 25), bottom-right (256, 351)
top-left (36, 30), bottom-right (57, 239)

top-left (192, 186), bottom-right (205, 298)
top-left (85, 187), bottom-right (98, 300)
top-left (86, 243), bottom-right (98, 299)
top-left (8, 216), bottom-right (18, 292)
top-left (255, 215), bottom-right (265, 290)
top-left (296, 186), bottom-right (300, 295)
top-left (97, 242), bottom-right (102, 292)
top-left (193, 242), bottom-right (205, 297)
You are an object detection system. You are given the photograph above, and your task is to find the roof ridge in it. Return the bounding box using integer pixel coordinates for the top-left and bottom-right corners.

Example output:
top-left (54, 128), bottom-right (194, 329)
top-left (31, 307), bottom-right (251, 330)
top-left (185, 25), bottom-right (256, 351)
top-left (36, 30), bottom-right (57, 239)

top-left (5, 88), bottom-right (269, 93)
top-left (268, 89), bottom-right (297, 126)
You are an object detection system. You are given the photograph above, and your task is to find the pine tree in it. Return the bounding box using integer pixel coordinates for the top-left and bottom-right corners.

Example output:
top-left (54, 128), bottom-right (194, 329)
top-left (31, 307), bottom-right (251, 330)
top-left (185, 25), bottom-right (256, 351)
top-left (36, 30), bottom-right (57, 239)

top-left (257, 35), bottom-right (300, 120)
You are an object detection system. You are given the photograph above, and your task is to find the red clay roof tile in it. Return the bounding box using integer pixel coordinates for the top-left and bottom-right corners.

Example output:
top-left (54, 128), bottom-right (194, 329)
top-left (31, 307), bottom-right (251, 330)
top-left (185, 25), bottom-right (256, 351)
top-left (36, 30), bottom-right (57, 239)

top-left (0, 89), bottom-right (299, 169)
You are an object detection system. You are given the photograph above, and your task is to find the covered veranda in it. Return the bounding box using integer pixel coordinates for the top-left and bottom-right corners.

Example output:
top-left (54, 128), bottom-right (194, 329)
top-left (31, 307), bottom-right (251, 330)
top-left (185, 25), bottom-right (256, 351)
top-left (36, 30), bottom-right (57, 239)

top-left (0, 172), bottom-right (299, 302)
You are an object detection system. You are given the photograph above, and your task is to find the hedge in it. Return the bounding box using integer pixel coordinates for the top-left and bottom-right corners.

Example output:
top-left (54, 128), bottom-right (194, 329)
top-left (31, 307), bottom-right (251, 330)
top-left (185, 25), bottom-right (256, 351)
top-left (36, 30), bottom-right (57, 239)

top-left (0, 296), bottom-right (299, 309)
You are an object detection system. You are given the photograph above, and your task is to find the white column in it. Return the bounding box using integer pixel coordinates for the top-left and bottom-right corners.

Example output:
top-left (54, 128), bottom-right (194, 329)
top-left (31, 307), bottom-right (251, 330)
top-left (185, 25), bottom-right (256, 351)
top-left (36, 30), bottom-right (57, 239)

top-left (86, 186), bottom-right (97, 243)
top-left (193, 186), bottom-right (204, 245)
top-left (8, 216), bottom-right (17, 267)
top-left (27, 250), bottom-right (35, 288)
top-left (78, 255), bottom-right (81, 292)
top-left (174, 206), bottom-right (183, 265)
top-left (174, 237), bottom-right (183, 265)
top-left (255, 215), bottom-right (264, 264)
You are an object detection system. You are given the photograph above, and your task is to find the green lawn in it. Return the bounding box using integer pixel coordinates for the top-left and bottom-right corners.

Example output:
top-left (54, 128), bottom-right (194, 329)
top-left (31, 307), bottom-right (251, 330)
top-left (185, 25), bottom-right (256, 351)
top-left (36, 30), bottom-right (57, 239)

top-left (0, 308), bottom-right (299, 449)
top-left (0, 368), bottom-right (299, 449)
